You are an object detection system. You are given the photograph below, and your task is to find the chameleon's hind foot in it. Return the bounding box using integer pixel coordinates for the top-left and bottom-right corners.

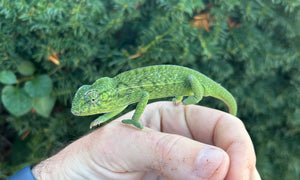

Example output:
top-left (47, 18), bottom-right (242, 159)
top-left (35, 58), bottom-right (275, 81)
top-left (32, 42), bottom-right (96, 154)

top-left (122, 119), bottom-right (143, 129)
top-left (182, 75), bottom-right (204, 105)
top-left (172, 96), bottom-right (183, 105)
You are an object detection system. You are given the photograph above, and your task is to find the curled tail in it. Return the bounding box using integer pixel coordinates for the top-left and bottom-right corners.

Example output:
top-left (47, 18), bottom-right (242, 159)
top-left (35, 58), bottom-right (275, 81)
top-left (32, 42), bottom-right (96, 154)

top-left (207, 82), bottom-right (237, 116)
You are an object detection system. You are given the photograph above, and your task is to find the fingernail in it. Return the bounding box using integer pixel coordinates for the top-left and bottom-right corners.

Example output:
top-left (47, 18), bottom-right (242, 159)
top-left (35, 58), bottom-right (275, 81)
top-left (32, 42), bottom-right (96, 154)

top-left (193, 148), bottom-right (225, 178)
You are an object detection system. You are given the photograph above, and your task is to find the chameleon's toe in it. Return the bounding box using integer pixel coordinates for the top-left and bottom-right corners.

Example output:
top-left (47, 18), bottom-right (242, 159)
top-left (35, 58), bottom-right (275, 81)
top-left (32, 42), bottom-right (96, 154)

top-left (172, 96), bottom-right (183, 105)
top-left (122, 119), bottom-right (143, 129)
top-left (172, 99), bottom-right (183, 106)
top-left (90, 121), bottom-right (101, 129)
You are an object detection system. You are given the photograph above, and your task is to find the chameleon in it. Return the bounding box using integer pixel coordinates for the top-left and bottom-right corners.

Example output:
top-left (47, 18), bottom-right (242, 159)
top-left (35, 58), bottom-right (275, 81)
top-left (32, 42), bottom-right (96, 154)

top-left (71, 65), bottom-right (237, 129)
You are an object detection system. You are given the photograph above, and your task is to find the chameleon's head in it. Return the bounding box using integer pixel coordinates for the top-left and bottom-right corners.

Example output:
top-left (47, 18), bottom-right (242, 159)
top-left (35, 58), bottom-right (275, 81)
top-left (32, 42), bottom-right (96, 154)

top-left (71, 85), bottom-right (116, 116)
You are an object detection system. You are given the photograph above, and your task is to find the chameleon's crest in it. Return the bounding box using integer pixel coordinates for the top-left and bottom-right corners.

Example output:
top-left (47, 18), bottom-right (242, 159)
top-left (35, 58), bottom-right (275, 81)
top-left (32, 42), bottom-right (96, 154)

top-left (91, 77), bottom-right (115, 91)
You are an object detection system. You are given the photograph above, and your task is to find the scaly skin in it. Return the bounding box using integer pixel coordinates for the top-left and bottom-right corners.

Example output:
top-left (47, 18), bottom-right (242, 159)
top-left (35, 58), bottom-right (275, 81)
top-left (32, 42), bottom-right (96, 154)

top-left (71, 65), bottom-right (237, 129)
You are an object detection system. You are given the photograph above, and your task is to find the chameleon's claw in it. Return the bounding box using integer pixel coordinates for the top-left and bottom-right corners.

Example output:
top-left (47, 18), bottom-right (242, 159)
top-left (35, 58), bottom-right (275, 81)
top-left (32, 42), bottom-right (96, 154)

top-left (172, 100), bottom-right (182, 106)
top-left (90, 121), bottom-right (100, 129)
top-left (122, 119), bottom-right (143, 129)
top-left (172, 96), bottom-right (183, 105)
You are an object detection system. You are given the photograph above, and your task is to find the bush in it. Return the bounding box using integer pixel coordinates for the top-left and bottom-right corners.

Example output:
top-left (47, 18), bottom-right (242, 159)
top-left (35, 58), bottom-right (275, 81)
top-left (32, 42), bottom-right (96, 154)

top-left (1, 0), bottom-right (299, 179)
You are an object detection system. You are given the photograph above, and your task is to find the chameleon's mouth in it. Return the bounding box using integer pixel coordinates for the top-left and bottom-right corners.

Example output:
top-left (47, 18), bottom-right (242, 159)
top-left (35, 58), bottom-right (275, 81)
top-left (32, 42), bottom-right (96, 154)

top-left (71, 105), bottom-right (98, 116)
top-left (71, 107), bottom-right (80, 116)
top-left (71, 102), bottom-right (83, 116)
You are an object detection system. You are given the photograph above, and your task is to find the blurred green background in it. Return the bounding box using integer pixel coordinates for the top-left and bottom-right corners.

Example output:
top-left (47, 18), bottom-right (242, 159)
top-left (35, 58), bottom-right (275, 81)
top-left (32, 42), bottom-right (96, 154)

top-left (1, 0), bottom-right (300, 179)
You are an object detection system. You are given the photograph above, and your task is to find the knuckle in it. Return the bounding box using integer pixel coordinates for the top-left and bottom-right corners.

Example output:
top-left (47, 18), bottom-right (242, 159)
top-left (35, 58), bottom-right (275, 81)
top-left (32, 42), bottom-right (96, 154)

top-left (151, 134), bottom-right (185, 174)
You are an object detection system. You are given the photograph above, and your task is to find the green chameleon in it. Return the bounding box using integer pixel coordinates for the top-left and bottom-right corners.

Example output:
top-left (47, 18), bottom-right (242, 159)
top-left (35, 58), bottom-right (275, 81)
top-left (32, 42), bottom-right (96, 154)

top-left (71, 65), bottom-right (237, 129)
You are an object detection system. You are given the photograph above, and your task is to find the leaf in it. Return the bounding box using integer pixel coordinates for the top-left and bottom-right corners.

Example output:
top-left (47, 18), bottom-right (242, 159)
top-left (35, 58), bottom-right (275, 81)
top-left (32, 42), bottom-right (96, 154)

top-left (24, 75), bottom-right (53, 97)
top-left (1, 86), bottom-right (32, 116)
top-left (32, 95), bottom-right (56, 118)
top-left (0, 70), bottom-right (17, 84)
top-left (17, 60), bottom-right (36, 76)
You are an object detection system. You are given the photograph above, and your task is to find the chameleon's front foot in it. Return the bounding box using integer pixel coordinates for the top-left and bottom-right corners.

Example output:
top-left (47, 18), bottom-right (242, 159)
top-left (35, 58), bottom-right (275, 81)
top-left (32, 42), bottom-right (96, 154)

top-left (90, 120), bottom-right (102, 129)
top-left (122, 119), bottom-right (144, 129)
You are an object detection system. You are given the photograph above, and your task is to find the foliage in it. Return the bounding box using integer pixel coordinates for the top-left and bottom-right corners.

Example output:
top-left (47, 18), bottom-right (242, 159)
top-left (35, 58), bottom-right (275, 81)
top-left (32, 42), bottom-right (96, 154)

top-left (1, 0), bottom-right (300, 179)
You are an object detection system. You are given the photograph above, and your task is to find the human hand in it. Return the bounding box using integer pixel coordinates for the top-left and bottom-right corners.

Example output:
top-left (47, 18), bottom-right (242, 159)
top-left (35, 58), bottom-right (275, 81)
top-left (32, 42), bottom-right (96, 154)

top-left (32, 102), bottom-right (261, 180)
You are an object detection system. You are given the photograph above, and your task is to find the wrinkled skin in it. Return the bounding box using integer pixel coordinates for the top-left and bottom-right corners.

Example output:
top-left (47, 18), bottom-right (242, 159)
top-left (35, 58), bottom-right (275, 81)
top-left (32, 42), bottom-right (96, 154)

top-left (33, 102), bottom-right (260, 180)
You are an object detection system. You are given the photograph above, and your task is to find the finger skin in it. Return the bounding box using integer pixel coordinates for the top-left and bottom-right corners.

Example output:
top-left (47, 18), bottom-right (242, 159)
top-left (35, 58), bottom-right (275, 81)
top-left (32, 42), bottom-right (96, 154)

top-left (183, 104), bottom-right (257, 180)
top-left (32, 120), bottom-right (229, 180)
top-left (88, 122), bottom-right (229, 180)
top-left (130, 101), bottom-right (258, 179)
top-left (90, 101), bottom-right (257, 179)
top-left (32, 101), bottom-right (259, 180)
top-left (251, 168), bottom-right (261, 180)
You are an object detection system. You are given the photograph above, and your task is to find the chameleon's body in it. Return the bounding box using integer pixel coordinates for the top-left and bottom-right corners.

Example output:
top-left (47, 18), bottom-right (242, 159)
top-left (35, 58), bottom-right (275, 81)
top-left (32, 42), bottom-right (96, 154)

top-left (71, 65), bottom-right (237, 129)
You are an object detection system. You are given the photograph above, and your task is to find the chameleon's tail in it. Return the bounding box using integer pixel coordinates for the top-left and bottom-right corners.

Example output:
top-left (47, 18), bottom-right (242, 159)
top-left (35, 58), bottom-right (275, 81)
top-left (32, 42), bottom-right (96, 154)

top-left (209, 83), bottom-right (237, 116)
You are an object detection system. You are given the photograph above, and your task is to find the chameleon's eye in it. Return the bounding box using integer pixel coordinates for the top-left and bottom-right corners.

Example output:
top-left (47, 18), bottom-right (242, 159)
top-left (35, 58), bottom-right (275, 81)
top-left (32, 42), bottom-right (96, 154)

top-left (85, 90), bottom-right (99, 105)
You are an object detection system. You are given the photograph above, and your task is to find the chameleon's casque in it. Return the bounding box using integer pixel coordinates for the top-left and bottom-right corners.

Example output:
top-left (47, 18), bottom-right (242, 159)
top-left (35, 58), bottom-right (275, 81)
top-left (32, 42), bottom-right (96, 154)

top-left (71, 65), bottom-right (237, 129)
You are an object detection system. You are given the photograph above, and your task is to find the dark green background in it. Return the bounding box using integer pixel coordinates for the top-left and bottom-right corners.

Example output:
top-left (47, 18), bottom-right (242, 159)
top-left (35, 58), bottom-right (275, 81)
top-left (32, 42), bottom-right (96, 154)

top-left (1, 0), bottom-right (300, 179)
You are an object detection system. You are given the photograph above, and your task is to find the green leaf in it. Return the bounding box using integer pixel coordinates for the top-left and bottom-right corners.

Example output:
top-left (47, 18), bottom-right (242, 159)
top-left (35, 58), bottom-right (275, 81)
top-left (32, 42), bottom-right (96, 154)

top-left (0, 70), bottom-right (17, 84)
top-left (1, 86), bottom-right (32, 116)
top-left (24, 75), bottom-right (53, 97)
top-left (32, 95), bottom-right (56, 118)
top-left (17, 60), bottom-right (36, 76)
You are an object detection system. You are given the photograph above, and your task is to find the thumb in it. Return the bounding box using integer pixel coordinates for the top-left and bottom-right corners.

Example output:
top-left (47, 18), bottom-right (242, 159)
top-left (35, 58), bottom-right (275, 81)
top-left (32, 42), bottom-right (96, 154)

top-left (88, 121), bottom-right (229, 180)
